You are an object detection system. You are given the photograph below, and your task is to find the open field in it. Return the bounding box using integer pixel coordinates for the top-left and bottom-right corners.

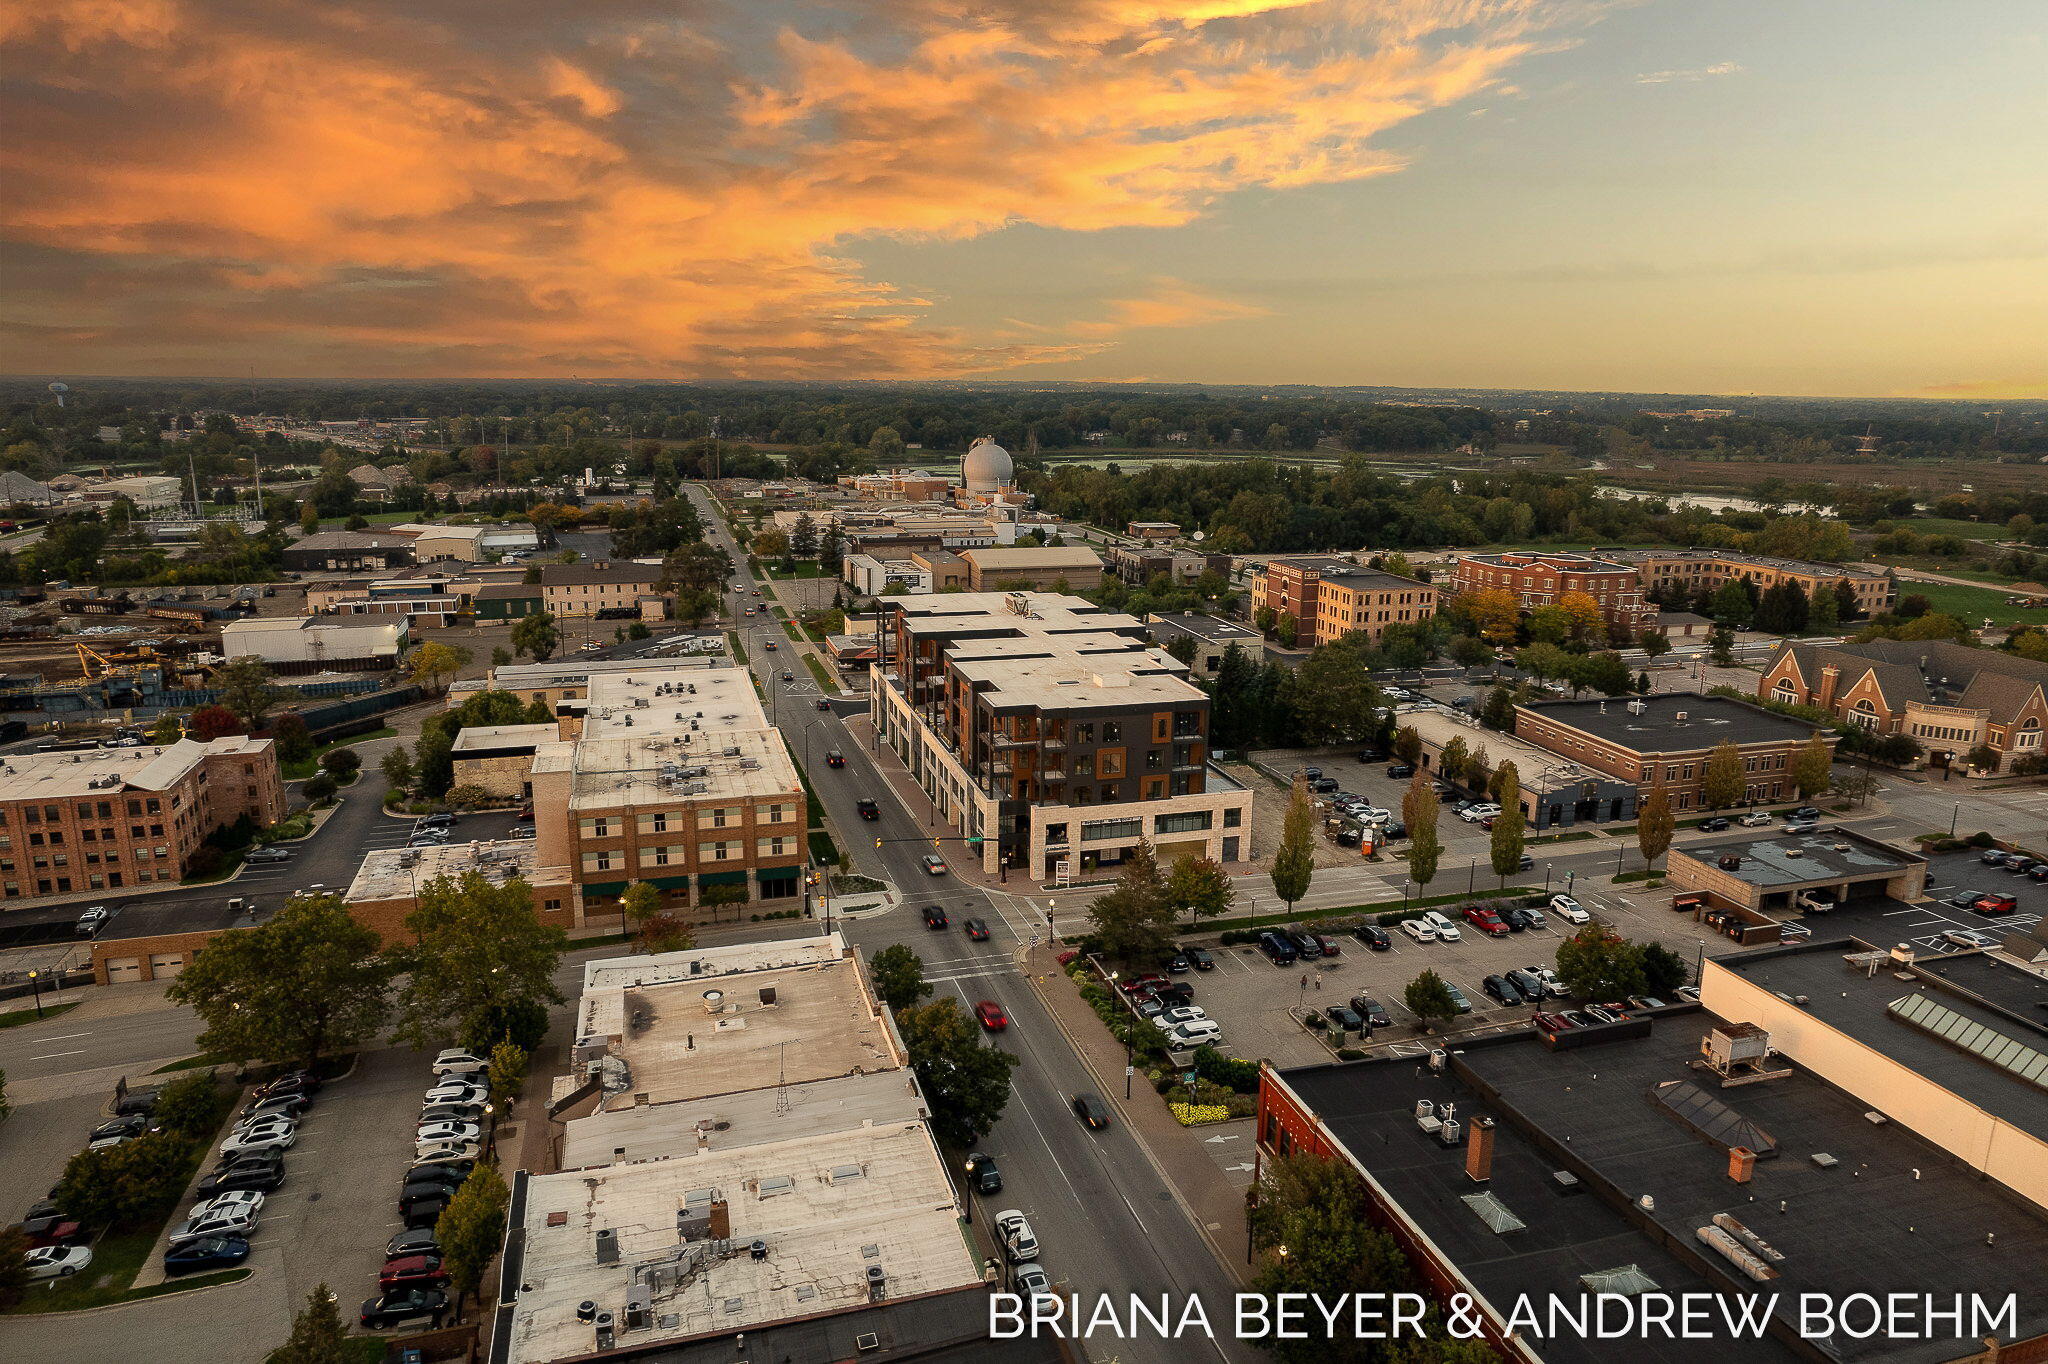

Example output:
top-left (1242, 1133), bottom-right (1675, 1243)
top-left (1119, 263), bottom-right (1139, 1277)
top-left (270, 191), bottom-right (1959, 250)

top-left (1897, 580), bottom-right (2044, 628)
top-left (1618, 453), bottom-right (2045, 499)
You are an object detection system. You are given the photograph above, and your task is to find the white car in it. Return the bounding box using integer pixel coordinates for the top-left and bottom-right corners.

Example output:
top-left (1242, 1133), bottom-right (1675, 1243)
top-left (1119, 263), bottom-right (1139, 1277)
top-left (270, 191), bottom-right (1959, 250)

top-left (23, 1245), bottom-right (93, 1280)
top-left (192, 1189), bottom-right (265, 1221)
top-left (1526, 965), bottom-right (1569, 999)
top-left (1355, 807), bottom-right (1392, 827)
top-left (1458, 803), bottom-right (1501, 823)
top-left (423, 1080), bottom-right (488, 1107)
top-left (1419, 910), bottom-right (1462, 942)
top-left (431, 1049), bottom-right (487, 1076)
top-left (219, 1120), bottom-right (297, 1156)
top-left (1164, 1020), bottom-right (1223, 1049)
top-left (413, 1122), bottom-right (481, 1155)
top-left (168, 1205), bottom-right (259, 1247)
top-left (1737, 811), bottom-right (1773, 827)
top-left (415, 1120), bottom-right (481, 1146)
top-left (1400, 917), bottom-right (1437, 943)
top-left (1548, 895), bottom-right (1590, 924)
top-left (1941, 928), bottom-right (1998, 951)
top-left (993, 1209), bottom-right (1039, 1262)
top-left (1158, 1006), bottom-right (1208, 1028)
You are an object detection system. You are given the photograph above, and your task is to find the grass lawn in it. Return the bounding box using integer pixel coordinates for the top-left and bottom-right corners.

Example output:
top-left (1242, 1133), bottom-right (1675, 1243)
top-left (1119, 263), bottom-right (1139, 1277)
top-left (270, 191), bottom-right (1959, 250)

top-left (802, 655), bottom-right (840, 694)
top-left (281, 727), bottom-right (398, 781)
top-left (780, 619), bottom-right (805, 643)
top-left (1895, 581), bottom-right (2036, 628)
top-left (310, 510), bottom-right (427, 530)
top-left (180, 850), bottom-right (247, 885)
top-left (727, 631), bottom-right (748, 665)
top-left (5, 1222), bottom-right (250, 1313)
top-left (0, 999), bottom-right (82, 1029)
top-left (1898, 516), bottom-right (2008, 540)
top-left (763, 562), bottom-right (827, 579)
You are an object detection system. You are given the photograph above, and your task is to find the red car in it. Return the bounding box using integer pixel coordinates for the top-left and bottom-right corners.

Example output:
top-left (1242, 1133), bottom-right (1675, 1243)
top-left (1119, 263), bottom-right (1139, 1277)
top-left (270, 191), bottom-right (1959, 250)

top-left (1531, 1011), bottom-right (1576, 1032)
top-left (1463, 906), bottom-right (1509, 936)
top-left (974, 1001), bottom-right (1008, 1031)
top-left (1974, 893), bottom-right (2018, 916)
top-left (380, 1254), bottom-right (449, 1290)
top-left (1309, 934), bottom-right (1340, 957)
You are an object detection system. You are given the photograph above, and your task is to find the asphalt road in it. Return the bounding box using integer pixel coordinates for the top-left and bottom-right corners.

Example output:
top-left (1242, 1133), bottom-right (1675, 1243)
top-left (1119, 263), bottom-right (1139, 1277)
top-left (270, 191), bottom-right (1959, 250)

top-left (688, 487), bottom-right (1258, 1362)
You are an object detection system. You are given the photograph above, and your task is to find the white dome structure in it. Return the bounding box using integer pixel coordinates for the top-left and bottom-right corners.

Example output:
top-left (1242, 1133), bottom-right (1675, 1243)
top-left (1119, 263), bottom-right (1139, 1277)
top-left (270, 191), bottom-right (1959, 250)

top-left (962, 435), bottom-right (1013, 493)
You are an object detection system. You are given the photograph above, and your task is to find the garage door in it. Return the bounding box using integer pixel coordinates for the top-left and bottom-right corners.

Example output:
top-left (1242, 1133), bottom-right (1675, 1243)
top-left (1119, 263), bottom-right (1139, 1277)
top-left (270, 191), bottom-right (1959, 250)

top-left (104, 956), bottom-right (142, 982)
top-left (148, 953), bottom-right (186, 978)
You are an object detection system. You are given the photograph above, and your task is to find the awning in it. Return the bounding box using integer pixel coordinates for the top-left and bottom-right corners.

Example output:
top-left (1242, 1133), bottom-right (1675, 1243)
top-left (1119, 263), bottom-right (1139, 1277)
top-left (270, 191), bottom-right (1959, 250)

top-left (697, 870), bottom-right (748, 887)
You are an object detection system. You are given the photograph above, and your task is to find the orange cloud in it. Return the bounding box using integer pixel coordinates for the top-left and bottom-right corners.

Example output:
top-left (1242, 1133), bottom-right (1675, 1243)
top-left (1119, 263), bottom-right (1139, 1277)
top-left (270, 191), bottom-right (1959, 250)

top-left (0, 0), bottom-right (1596, 378)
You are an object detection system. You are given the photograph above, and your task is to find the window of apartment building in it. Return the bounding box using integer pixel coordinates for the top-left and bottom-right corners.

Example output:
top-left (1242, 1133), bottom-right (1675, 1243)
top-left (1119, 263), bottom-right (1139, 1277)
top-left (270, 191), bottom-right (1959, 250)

top-left (1102, 722), bottom-right (1121, 742)
top-left (1100, 783), bottom-right (1122, 802)
top-left (1074, 722), bottom-right (1095, 744)
top-left (1072, 755), bottom-right (1093, 777)
top-left (28, 832), bottom-right (41, 847)
top-left (1098, 750), bottom-right (1126, 778)
top-left (1045, 823), bottom-right (1068, 845)
top-left (1141, 777), bottom-right (1166, 800)
top-left (698, 806), bottom-right (741, 830)
top-left (23, 808), bottom-right (38, 825)
top-left (1144, 749), bottom-right (1163, 770)
top-left (146, 798), bottom-right (160, 815)
top-left (1223, 807), bottom-right (1242, 828)
top-left (757, 836), bottom-right (795, 857)
top-left (1155, 811), bottom-right (1212, 834)
top-left (757, 803), bottom-right (795, 824)
top-left (698, 840), bottom-right (741, 861)
top-left (648, 844), bottom-right (688, 866)
top-left (1081, 818), bottom-right (1142, 843)
top-left (637, 811), bottom-right (676, 834)
top-left (580, 851), bottom-right (617, 873)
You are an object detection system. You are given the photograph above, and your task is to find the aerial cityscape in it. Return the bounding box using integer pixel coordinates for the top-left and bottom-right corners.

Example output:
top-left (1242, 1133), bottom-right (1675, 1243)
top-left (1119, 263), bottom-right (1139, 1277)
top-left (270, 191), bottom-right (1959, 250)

top-left (2, 5), bottom-right (2046, 1364)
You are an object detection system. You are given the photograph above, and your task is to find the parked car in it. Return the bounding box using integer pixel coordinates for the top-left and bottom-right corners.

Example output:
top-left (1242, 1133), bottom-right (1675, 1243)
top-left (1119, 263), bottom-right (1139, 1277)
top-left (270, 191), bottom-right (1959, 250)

top-left (401, 1196), bottom-right (451, 1230)
top-left (415, 1120), bottom-right (481, 1147)
top-left (386, 1228), bottom-right (441, 1260)
top-left (1626, 996), bottom-right (1667, 1011)
top-left (253, 1071), bottom-right (322, 1100)
top-left (23, 1245), bottom-right (93, 1280)
top-left (1309, 777), bottom-right (1339, 793)
top-left (1527, 965), bottom-right (1569, 998)
top-left (1387, 763), bottom-right (1415, 778)
top-left (380, 1254), bottom-right (449, 1290)
top-left (1974, 893), bottom-right (2018, 916)
top-left (168, 1205), bottom-right (259, 1248)
top-left (1164, 1019), bottom-right (1223, 1049)
top-left (1946, 889), bottom-right (1987, 910)
top-left (1354, 924), bottom-right (1391, 951)
top-left (196, 1159), bottom-right (284, 1198)
top-left (1548, 894), bottom-right (1590, 923)
top-left (1324, 1004), bottom-right (1364, 1032)
top-left (1011, 1260), bottom-right (1055, 1308)
top-left (74, 905), bottom-right (114, 938)
top-left (1285, 929), bottom-right (1322, 959)
top-left (1072, 1093), bottom-right (1112, 1129)
top-left (163, 1236), bottom-right (250, 1276)
top-left (2009, 859), bottom-right (2042, 876)
top-left (1482, 975), bottom-right (1523, 1006)
top-left (1442, 983), bottom-right (1473, 1015)
top-left (856, 799), bottom-right (879, 819)
top-left (191, 1190), bottom-right (265, 1222)
top-left (419, 1102), bottom-right (487, 1125)
top-left (974, 1000), bottom-right (1009, 1031)
top-left (431, 1049), bottom-right (487, 1075)
top-left (1419, 910), bottom-right (1462, 941)
top-left (1458, 803), bottom-right (1501, 823)
top-left (921, 905), bottom-right (949, 930)
top-left (1159, 1006), bottom-right (1208, 1029)
top-left (1462, 906), bottom-right (1508, 936)
top-left (921, 855), bottom-right (948, 876)
top-left (1259, 930), bottom-right (1299, 965)
top-left (1399, 917), bottom-right (1436, 944)
top-left (406, 1159), bottom-right (474, 1186)
top-left (1348, 995), bottom-right (1392, 1029)
top-left (1738, 811), bottom-right (1773, 827)
top-left (238, 1096), bottom-right (308, 1127)
top-left (219, 1120), bottom-right (296, 1157)
top-left (1697, 816), bottom-right (1730, 832)
top-left (1531, 1011), bottom-right (1576, 1032)
top-left (994, 1209), bottom-right (1040, 1262)
top-left (1941, 928), bottom-right (2000, 951)
top-left (360, 1288), bottom-right (449, 1329)
top-left (89, 1113), bottom-right (151, 1142)
top-left (423, 1079), bottom-right (488, 1106)
top-left (244, 846), bottom-right (291, 864)
top-left (964, 1151), bottom-right (1003, 1194)
top-left (1184, 946), bottom-right (1215, 971)
top-left (962, 917), bottom-right (990, 941)
top-left (1584, 1003), bottom-right (1631, 1024)
top-left (1790, 806), bottom-right (1823, 821)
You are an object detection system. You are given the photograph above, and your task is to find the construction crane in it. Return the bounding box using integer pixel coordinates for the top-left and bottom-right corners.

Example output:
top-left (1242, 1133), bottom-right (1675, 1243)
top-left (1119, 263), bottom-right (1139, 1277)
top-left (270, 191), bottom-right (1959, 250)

top-left (73, 641), bottom-right (164, 679)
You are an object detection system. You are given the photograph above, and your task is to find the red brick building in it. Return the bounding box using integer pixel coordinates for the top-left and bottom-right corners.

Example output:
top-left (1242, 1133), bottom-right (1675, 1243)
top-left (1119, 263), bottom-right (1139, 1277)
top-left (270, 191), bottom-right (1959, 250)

top-left (1448, 551), bottom-right (1655, 635)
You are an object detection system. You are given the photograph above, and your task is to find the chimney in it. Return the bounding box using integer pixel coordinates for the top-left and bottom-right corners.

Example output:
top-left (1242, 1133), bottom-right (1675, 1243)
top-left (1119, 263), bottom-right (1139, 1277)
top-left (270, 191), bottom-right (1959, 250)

top-left (1465, 1117), bottom-right (1496, 1183)
top-left (708, 1199), bottom-right (731, 1240)
top-left (1816, 665), bottom-right (1841, 712)
top-left (1729, 1146), bottom-right (1757, 1184)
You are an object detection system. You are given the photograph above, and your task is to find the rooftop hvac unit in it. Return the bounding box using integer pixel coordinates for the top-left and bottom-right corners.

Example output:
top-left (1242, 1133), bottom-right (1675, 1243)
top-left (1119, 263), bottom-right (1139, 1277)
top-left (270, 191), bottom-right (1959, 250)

top-left (1439, 1119), bottom-right (1462, 1147)
top-left (866, 1265), bottom-right (887, 1302)
top-left (595, 1229), bottom-right (619, 1264)
top-left (624, 1287), bottom-right (651, 1330)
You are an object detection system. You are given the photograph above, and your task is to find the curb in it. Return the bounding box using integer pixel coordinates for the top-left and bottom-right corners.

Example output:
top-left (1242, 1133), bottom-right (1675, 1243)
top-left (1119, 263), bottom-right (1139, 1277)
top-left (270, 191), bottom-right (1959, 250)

top-left (7, 1266), bottom-right (260, 1318)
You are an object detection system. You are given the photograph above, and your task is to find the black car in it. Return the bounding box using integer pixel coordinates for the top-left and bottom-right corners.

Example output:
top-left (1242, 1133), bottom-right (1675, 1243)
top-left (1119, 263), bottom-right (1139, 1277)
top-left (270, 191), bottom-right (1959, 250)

top-left (361, 1288), bottom-right (449, 1329)
top-left (1166, 951), bottom-right (1190, 974)
top-left (1354, 751), bottom-right (1384, 764)
top-left (1259, 931), bottom-right (1298, 966)
top-left (1505, 968), bottom-right (1547, 1000)
top-left (1380, 820), bottom-right (1406, 840)
top-left (1301, 767), bottom-right (1323, 781)
top-left (962, 917), bottom-right (990, 941)
top-left (1324, 1004), bottom-right (1364, 1033)
top-left (965, 1152), bottom-right (1003, 1195)
top-left (1500, 907), bottom-right (1532, 932)
top-left (1072, 1093), bottom-right (1112, 1129)
top-left (1285, 929), bottom-right (1322, 959)
top-left (2009, 859), bottom-right (2042, 876)
top-left (403, 1166), bottom-right (469, 1193)
top-left (113, 1085), bottom-right (163, 1117)
top-left (400, 1196), bottom-right (450, 1230)
top-left (1353, 924), bottom-right (1391, 951)
top-left (90, 1114), bottom-right (151, 1142)
top-left (1308, 777), bottom-right (1339, 793)
top-left (163, 1236), bottom-right (251, 1276)
top-left (254, 1070), bottom-right (322, 1100)
top-left (1698, 816), bottom-right (1730, 832)
top-left (1442, 983), bottom-right (1473, 1015)
top-left (419, 1102), bottom-right (487, 1125)
top-left (240, 1093), bottom-right (308, 1123)
top-left (2031, 865), bottom-right (2048, 883)
top-left (1348, 995), bottom-right (1392, 1029)
top-left (856, 799), bottom-right (879, 820)
top-left (387, 1227), bottom-right (441, 1260)
top-left (197, 1160), bottom-right (286, 1197)
top-left (1153, 981), bottom-right (1195, 1007)
top-left (1184, 946), bottom-right (1215, 971)
top-left (1791, 806), bottom-right (1823, 821)
top-left (826, 750), bottom-right (845, 768)
top-left (1482, 975), bottom-right (1524, 1006)
top-left (1388, 763), bottom-right (1416, 779)
top-left (922, 905), bottom-right (949, 930)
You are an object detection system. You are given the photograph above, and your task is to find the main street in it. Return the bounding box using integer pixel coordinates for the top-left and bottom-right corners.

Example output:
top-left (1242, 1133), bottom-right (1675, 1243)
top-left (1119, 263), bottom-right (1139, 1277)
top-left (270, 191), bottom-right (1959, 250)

top-left (688, 487), bottom-right (1262, 1364)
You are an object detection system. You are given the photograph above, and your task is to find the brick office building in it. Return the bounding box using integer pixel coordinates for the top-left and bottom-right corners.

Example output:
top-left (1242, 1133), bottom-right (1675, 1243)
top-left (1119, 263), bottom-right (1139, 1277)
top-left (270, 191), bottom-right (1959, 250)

top-left (0, 736), bottom-right (287, 900)
top-left (1604, 549), bottom-right (1895, 618)
top-left (1246, 555), bottom-right (1438, 646)
top-left (1448, 551), bottom-right (1655, 635)
top-left (1512, 693), bottom-right (1829, 813)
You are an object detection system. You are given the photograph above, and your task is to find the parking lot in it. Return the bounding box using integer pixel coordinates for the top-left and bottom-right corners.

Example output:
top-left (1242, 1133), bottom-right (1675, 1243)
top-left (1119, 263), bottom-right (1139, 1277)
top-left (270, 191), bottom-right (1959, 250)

top-left (1840, 848), bottom-right (2048, 955)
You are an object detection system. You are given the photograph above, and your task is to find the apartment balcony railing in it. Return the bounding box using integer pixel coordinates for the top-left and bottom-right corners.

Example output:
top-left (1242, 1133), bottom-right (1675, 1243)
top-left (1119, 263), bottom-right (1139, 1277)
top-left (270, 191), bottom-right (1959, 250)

top-left (993, 733), bottom-right (1038, 749)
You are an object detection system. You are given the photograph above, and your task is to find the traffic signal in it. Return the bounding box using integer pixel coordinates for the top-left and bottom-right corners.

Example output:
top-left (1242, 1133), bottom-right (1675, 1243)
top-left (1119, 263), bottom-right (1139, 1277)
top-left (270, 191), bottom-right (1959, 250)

top-left (874, 837), bottom-right (884, 848)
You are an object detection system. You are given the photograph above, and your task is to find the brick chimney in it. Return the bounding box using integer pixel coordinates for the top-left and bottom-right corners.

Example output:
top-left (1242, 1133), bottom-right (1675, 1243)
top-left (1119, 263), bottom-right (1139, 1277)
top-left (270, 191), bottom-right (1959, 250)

top-left (1816, 665), bottom-right (1841, 712)
top-left (1728, 1146), bottom-right (1757, 1184)
top-left (708, 1199), bottom-right (731, 1239)
top-left (1465, 1117), bottom-right (1496, 1183)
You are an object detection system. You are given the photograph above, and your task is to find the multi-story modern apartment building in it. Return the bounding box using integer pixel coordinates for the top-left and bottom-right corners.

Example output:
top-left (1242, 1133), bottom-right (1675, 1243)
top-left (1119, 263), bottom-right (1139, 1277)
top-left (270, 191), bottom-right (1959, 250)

top-left (0, 736), bottom-right (286, 900)
top-left (872, 592), bottom-right (1252, 879)
top-left (1512, 692), bottom-right (1829, 812)
top-left (1760, 639), bottom-right (2047, 774)
top-left (1448, 551), bottom-right (1655, 634)
top-left (1603, 549), bottom-right (1895, 617)
top-left (1245, 555), bottom-right (1439, 646)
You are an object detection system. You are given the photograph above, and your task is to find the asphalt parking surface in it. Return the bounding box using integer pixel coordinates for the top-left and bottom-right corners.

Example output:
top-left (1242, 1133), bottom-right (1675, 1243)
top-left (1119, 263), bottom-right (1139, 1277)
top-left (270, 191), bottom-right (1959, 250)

top-left (1855, 849), bottom-right (2048, 954)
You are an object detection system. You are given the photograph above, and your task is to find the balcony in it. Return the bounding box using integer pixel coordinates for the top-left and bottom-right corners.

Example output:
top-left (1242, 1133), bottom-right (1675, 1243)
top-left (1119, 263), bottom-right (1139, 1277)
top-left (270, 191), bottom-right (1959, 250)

top-left (1040, 768), bottom-right (1066, 783)
top-left (993, 733), bottom-right (1038, 749)
top-left (1041, 737), bottom-right (1066, 751)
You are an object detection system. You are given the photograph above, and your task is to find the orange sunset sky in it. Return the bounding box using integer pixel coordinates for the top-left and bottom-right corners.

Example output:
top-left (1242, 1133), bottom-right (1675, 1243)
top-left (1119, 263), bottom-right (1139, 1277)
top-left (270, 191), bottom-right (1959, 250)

top-left (2, 0), bottom-right (2043, 396)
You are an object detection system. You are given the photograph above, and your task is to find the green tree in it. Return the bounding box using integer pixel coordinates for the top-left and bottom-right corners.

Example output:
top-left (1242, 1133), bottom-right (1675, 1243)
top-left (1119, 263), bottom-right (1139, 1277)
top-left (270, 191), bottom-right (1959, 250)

top-left (1754, 581), bottom-right (1810, 635)
top-left (1165, 854), bottom-right (1235, 926)
top-left (1402, 769), bottom-right (1442, 890)
top-left (1709, 624), bottom-right (1737, 666)
top-left (146, 712), bottom-right (185, 745)
top-left (438, 1162), bottom-right (510, 1315)
top-left (1791, 731), bottom-right (1834, 798)
top-left (318, 747), bottom-right (360, 781)
top-left (148, 1072), bottom-right (225, 1139)
top-left (55, 1131), bottom-right (194, 1227)
top-left (302, 773), bottom-right (337, 802)
top-left (389, 872), bottom-right (568, 1051)
top-left (1640, 943), bottom-right (1691, 996)
top-left (510, 609), bottom-right (559, 663)
top-left (408, 641), bottom-right (472, 692)
top-left (1637, 629), bottom-right (1671, 659)
top-left (214, 655), bottom-right (280, 726)
top-left (868, 944), bottom-right (932, 1013)
top-left (620, 880), bottom-right (663, 927)
top-left (1515, 641), bottom-right (1570, 683)
top-left (1247, 1153), bottom-right (1416, 1364)
top-left (1555, 925), bottom-right (1648, 1001)
top-left (265, 1284), bottom-right (351, 1364)
top-left (1710, 579), bottom-right (1754, 628)
top-left (380, 745), bottom-right (414, 794)
top-left (1087, 840), bottom-right (1178, 964)
top-left (897, 998), bottom-right (1021, 1148)
top-left (1437, 736), bottom-right (1468, 787)
top-left (464, 997), bottom-right (550, 1056)
top-left (491, 646), bottom-right (512, 668)
top-left (1964, 742), bottom-right (2000, 773)
top-left (297, 503), bottom-right (321, 536)
top-left (0, 1225), bottom-right (32, 1309)
top-left (1479, 685), bottom-right (1516, 732)
top-left (1488, 762), bottom-right (1525, 883)
top-left (1283, 641), bottom-right (1381, 744)
top-left (1636, 774), bottom-right (1674, 870)
top-left (488, 1039), bottom-right (529, 1104)
top-left (1392, 725), bottom-right (1422, 766)
top-left (167, 896), bottom-right (391, 1069)
top-left (270, 712), bottom-right (314, 766)
top-left (1701, 739), bottom-right (1746, 810)
top-left (1578, 651), bottom-right (1634, 697)
top-left (1403, 968), bottom-right (1457, 1025)
top-left (1270, 784), bottom-right (1316, 919)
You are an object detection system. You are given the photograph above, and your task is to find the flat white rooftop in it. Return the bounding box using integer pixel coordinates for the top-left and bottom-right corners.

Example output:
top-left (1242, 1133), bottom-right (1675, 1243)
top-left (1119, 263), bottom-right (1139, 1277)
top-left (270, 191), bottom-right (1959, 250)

top-left (345, 838), bottom-right (554, 903)
top-left (0, 736), bottom-right (269, 801)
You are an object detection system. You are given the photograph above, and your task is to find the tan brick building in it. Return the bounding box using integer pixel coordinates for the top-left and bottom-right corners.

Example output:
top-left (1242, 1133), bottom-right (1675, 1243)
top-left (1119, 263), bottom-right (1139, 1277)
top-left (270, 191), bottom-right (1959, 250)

top-left (1512, 693), bottom-right (1830, 813)
top-left (1448, 551), bottom-right (1655, 634)
top-left (538, 560), bottom-right (673, 619)
top-left (0, 736), bottom-right (286, 900)
top-left (1245, 555), bottom-right (1439, 645)
top-left (959, 546), bottom-right (1105, 591)
top-left (1605, 549), bottom-right (1894, 618)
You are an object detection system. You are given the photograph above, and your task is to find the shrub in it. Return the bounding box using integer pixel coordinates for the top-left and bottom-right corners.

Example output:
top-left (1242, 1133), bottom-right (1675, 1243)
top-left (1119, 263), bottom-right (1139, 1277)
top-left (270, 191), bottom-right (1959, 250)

top-left (1167, 1102), bottom-right (1232, 1126)
top-left (1336, 1047), bottom-right (1365, 1061)
top-left (1193, 1046), bottom-right (1260, 1093)
top-left (1303, 1013), bottom-right (1327, 1031)
top-left (302, 774), bottom-right (338, 802)
top-left (1967, 831), bottom-right (1997, 847)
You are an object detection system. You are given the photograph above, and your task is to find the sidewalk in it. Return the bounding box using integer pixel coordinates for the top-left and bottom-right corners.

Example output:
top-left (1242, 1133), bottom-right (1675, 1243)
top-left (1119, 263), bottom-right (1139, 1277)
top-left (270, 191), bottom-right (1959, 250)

top-left (1021, 941), bottom-right (1256, 1285)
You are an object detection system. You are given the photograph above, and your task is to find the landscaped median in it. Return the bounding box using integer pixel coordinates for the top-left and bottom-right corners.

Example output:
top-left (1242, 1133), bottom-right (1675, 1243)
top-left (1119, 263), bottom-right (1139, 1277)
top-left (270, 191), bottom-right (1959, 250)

top-left (1058, 952), bottom-right (1260, 1126)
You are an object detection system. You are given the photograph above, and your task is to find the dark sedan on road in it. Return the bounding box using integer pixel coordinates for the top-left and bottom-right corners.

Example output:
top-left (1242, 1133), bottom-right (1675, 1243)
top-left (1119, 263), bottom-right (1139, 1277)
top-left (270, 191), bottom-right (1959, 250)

top-left (922, 905), bottom-right (949, 929)
top-left (1072, 1093), bottom-right (1112, 1129)
top-left (361, 1288), bottom-right (448, 1329)
top-left (162, 1236), bottom-right (250, 1276)
top-left (962, 917), bottom-right (989, 941)
top-left (857, 799), bottom-right (879, 819)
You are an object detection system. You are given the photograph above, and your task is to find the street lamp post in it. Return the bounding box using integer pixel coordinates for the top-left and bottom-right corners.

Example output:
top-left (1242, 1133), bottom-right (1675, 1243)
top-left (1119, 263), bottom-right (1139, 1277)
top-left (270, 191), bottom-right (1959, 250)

top-left (26, 968), bottom-right (43, 1019)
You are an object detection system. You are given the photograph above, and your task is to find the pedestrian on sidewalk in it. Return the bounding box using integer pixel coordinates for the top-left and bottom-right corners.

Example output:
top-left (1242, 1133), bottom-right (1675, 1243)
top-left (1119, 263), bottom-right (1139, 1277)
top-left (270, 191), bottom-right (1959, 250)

top-left (1314, 974), bottom-right (1322, 990)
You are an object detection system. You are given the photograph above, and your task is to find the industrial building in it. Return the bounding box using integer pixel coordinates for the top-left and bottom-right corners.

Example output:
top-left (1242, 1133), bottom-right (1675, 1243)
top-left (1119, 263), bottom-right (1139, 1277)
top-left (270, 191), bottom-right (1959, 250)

top-left (217, 616), bottom-right (410, 674)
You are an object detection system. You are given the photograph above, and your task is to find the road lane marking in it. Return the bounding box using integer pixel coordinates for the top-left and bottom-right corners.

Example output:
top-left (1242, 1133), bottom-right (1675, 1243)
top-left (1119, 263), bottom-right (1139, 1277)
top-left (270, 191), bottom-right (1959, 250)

top-left (37, 1032), bottom-right (92, 1041)
top-left (29, 1049), bottom-right (86, 1059)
